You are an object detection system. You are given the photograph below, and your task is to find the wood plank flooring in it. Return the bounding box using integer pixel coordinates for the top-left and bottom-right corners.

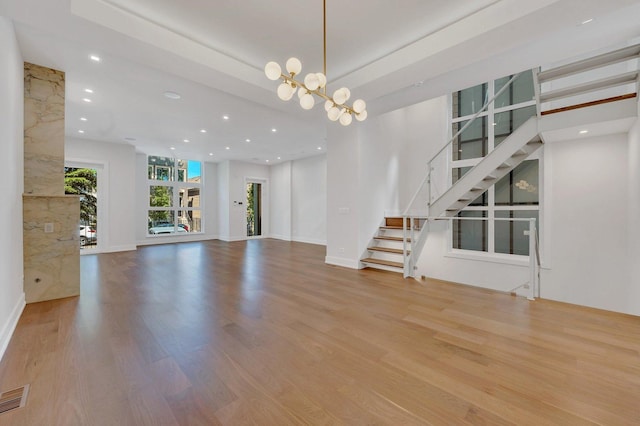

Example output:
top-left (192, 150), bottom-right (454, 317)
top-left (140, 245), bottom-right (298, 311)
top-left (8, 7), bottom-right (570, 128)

top-left (0, 239), bottom-right (638, 425)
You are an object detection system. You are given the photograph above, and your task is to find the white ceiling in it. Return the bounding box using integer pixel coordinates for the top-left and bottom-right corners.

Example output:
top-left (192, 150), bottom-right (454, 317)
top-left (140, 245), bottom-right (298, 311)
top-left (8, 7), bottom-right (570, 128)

top-left (2, 0), bottom-right (640, 164)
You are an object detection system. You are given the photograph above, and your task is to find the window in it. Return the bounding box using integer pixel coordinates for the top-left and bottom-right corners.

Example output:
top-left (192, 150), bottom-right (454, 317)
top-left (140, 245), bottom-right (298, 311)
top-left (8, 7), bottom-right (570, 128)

top-left (147, 156), bottom-right (202, 235)
top-left (450, 71), bottom-right (539, 256)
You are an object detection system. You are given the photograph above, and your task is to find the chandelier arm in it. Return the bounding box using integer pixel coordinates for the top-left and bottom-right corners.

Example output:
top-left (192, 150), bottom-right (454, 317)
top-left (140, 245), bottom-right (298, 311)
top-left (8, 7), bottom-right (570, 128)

top-left (281, 74), bottom-right (359, 115)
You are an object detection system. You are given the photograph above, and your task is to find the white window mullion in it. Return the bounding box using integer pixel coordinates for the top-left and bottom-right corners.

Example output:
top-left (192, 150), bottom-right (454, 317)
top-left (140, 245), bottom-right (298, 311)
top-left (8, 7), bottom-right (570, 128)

top-left (487, 80), bottom-right (495, 154)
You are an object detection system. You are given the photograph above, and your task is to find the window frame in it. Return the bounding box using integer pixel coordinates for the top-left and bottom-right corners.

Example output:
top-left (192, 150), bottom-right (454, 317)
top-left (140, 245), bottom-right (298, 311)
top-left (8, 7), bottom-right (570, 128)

top-left (447, 75), bottom-right (541, 263)
top-left (147, 156), bottom-right (203, 236)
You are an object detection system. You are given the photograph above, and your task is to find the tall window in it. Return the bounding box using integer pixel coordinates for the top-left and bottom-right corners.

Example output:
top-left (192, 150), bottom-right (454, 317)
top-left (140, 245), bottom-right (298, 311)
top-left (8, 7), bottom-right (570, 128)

top-left (147, 156), bottom-right (202, 235)
top-left (450, 71), bottom-right (539, 256)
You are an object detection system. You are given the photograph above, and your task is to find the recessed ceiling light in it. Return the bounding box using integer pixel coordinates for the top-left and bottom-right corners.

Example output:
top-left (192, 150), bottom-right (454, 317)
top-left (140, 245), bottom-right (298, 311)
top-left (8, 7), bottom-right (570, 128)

top-left (277, 156), bottom-right (281, 160)
top-left (581, 18), bottom-right (594, 25)
top-left (183, 139), bottom-right (190, 143)
top-left (225, 146), bottom-right (230, 150)
top-left (317, 146), bottom-right (322, 150)
top-left (579, 130), bottom-right (589, 134)
top-left (163, 91), bottom-right (181, 100)
top-left (170, 147), bottom-right (176, 150)
top-left (200, 129), bottom-right (207, 133)
top-left (245, 138), bottom-right (251, 143)
top-left (78, 130), bottom-right (84, 134)
top-left (271, 128), bottom-right (277, 132)
top-left (222, 115), bottom-right (229, 120)
top-left (209, 153), bottom-right (214, 156)
top-left (266, 160), bottom-right (270, 163)
top-left (89, 55), bottom-right (101, 62)
top-left (80, 117), bottom-right (87, 121)
top-left (82, 98), bottom-right (92, 103)
top-left (84, 88), bottom-right (93, 93)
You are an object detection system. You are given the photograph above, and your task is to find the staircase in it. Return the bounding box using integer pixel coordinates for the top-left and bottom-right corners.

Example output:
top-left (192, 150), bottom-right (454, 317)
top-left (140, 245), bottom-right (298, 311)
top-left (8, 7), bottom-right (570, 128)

top-left (360, 42), bottom-right (639, 278)
top-left (429, 117), bottom-right (543, 218)
top-left (361, 217), bottom-right (421, 273)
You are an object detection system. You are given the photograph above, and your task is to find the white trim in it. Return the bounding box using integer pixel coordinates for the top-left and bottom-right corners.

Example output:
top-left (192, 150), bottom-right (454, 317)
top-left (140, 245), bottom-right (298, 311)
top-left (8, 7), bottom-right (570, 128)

top-left (138, 234), bottom-right (219, 246)
top-left (101, 244), bottom-right (137, 253)
top-left (445, 249), bottom-right (530, 267)
top-left (245, 177), bottom-right (269, 239)
top-left (65, 159), bottom-right (108, 253)
top-left (325, 256), bottom-right (361, 269)
top-left (0, 292), bottom-right (25, 363)
top-left (218, 236), bottom-right (246, 242)
top-left (292, 237), bottom-right (327, 246)
top-left (269, 234), bottom-right (292, 241)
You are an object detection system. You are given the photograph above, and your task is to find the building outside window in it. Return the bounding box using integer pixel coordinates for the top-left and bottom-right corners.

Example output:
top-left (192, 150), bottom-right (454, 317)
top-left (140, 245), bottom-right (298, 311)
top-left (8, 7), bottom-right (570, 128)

top-left (450, 71), bottom-right (540, 256)
top-left (148, 156), bottom-right (202, 235)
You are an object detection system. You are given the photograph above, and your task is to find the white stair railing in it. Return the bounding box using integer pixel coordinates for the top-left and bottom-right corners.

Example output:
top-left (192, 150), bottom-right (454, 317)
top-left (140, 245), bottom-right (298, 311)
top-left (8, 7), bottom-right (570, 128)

top-left (402, 72), bottom-right (526, 278)
top-left (405, 216), bottom-right (540, 297)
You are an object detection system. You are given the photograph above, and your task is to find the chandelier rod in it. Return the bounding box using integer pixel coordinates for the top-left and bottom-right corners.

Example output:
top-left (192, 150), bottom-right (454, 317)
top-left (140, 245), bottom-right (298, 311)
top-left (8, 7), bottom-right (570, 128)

top-left (323, 0), bottom-right (327, 93)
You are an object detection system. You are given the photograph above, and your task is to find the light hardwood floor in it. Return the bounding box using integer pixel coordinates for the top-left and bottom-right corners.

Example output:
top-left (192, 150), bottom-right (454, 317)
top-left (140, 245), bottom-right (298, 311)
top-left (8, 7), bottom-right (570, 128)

top-left (0, 239), bottom-right (639, 425)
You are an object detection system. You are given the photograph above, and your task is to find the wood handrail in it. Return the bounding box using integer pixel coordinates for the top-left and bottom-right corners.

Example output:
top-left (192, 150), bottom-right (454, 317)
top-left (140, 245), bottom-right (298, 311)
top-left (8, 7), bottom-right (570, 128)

top-left (541, 93), bottom-right (637, 116)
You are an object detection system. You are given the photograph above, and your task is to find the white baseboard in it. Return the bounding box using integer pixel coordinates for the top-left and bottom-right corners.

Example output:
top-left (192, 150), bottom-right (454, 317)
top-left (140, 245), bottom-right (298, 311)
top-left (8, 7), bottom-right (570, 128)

top-left (137, 234), bottom-right (221, 246)
top-left (325, 256), bottom-right (361, 269)
top-left (0, 292), bottom-right (25, 363)
top-left (269, 234), bottom-right (292, 241)
top-left (103, 244), bottom-right (137, 253)
top-left (218, 236), bottom-right (246, 242)
top-left (293, 237), bottom-right (326, 246)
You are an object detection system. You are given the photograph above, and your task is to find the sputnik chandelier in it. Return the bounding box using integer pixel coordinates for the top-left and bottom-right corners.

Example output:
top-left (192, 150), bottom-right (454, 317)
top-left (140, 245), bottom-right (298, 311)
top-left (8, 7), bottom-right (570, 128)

top-left (264, 0), bottom-right (367, 126)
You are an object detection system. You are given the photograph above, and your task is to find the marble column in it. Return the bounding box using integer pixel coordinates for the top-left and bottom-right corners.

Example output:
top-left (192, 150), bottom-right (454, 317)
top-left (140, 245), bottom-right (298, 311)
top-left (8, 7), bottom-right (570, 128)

top-left (24, 62), bottom-right (65, 195)
top-left (23, 62), bottom-right (80, 303)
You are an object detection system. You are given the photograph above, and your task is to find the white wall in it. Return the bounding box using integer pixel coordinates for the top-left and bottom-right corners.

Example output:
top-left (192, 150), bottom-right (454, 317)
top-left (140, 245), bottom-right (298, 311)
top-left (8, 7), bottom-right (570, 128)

top-left (221, 160), bottom-right (270, 241)
top-left (203, 161), bottom-right (218, 238)
top-left (269, 161), bottom-right (292, 241)
top-left (543, 134), bottom-right (631, 313)
top-left (326, 124), bottom-right (361, 268)
top-left (292, 154), bottom-right (326, 245)
top-left (66, 138), bottom-right (137, 252)
top-left (217, 160), bottom-right (230, 239)
top-left (0, 17), bottom-right (25, 361)
top-left (628, 105), bottom-right (640, 315)
top-left (326, 95), bottom-right (448, 267)
top-left (357, 97), bottom-right (448, 256)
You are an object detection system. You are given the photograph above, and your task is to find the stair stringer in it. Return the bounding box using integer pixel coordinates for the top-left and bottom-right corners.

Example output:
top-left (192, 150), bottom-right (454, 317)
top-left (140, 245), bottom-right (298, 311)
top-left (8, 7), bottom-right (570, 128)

top-left (429, 116), bottom-right (541, 218)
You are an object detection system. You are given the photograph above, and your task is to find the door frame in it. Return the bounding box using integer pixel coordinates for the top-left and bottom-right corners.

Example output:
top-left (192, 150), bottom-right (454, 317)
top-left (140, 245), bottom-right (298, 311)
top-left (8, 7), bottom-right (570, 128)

top-left (244, 177), bottom-right (268, 239)
top-left (65, 159), bottom-right (108, 254)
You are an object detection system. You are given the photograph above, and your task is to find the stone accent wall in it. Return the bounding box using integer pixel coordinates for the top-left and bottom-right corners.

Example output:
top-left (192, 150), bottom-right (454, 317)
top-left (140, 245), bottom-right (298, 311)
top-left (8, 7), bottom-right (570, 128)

top-left (23, 62), bottom-right (80, 303)
top-left (23, 195), bottom-right (80, 302)
top-left (24, 62), bottom-right (65, 195)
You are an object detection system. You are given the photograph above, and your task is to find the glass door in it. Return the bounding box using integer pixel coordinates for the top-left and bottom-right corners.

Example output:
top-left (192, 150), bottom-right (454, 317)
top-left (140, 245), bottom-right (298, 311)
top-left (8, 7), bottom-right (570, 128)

top-left (246, 182), bottom-right (262, 237)
top-left (65, 163), bottom-right (101, 252)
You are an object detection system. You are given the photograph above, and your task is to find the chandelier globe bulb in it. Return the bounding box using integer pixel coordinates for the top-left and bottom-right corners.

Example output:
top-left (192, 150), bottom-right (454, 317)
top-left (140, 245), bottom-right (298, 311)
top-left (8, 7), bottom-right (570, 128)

top-left (265, 62), bottom-right (282, 80)
top-left (285, 57), bottom-right (302, 75)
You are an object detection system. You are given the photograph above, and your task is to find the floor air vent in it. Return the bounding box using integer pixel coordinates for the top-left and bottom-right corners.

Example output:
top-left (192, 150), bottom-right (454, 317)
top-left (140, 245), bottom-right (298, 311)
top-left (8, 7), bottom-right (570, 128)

top-left (0, 384), bottom-right (29, 415)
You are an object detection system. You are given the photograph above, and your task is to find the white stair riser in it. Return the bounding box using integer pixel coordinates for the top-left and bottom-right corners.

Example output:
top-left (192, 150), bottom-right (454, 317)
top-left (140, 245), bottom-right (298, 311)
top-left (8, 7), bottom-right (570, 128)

top-left (362, 263), bottom-right (404, 273)
top-left (368, 251), bottom-right (405, 262)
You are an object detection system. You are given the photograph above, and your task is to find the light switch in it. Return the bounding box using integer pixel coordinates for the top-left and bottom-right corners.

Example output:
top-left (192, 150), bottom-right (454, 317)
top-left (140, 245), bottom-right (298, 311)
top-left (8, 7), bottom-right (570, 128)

top-left (44, 223), bottom-right (54, 233)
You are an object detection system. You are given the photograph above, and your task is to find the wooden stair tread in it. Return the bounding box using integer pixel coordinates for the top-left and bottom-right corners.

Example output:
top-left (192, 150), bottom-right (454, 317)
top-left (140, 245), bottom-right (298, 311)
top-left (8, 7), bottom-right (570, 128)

top-left (368, 246), bottom-right (408, 254)
top-left (373, 236), bottom-right (411, 242)
top-left (380, 226), bottom-right (421, 230)
top-left (361, 258), bottom-right (403, 268)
